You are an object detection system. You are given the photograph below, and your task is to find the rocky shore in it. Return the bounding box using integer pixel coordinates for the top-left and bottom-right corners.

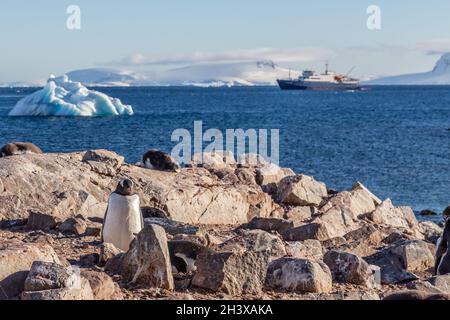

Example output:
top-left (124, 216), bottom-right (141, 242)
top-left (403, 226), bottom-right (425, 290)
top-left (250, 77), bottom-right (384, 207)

top-left (0, 149), bottom-right (449, 300)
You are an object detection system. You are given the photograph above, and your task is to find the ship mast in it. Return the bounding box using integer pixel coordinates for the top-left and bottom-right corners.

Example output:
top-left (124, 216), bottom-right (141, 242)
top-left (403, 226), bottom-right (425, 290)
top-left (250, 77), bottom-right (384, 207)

top-left (325, 63), bottom-right (329, 75)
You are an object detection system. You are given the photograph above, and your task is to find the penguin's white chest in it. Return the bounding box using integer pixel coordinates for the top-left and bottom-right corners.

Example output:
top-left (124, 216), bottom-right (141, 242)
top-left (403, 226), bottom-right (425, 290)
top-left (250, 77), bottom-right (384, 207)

top-left (103, 193), bottom-right (143, 251)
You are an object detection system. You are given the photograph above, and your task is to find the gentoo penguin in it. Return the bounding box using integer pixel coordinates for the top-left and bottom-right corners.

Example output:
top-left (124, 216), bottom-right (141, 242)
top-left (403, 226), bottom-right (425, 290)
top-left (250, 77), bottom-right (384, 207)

top-left (0, 142), bottom-right (43, 158)
top-left (102, 179), bottom-right (144, 252)
top-left (143, 149), bottom-right (181, 172)
top-left (436, 214), bottom-right (450, 275)
top-left (168, 240), bottom-right (206, 274)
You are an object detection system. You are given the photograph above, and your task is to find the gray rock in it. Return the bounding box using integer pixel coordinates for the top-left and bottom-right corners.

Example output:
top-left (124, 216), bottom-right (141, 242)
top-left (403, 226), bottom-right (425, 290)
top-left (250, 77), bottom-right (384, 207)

top-left (240, 217), bottom-right (294, 234)
top-left (99, 242), bottom-right (123, 265)
top-left (383, 290), bottom-right (450, 300)
top-left (27, 211), bottom-right (59, 231)
top-left (81, 270), bottom-right (122, 300)
top-left (388, 240), bottom-right (435, 272)
top-left (192, 249), bottom-right (270, 296)
top-left (0, 240), bottom-right (62, 299)
top-left (82, 149), bottom-right (124, 176)
top-left (285, 240), bottom-right (323, 261)
top-left (364, 241), bottom-right (434, 285)
top-left (323, 250), bottom-right (380, 288)
top-left (58, 217), bottom-right (87, 235)
top-left (219, 229), bottom-right (286, 259)
top-left (144, 217), bottom-right (199, 236)
top-left (265, 258), bottom-right (332, 293)
top-left (282, 223), bottom-right (331, 241)
top-left (419, 221), bottom-right (442, 244)
top-left (22, 261), bottom-right (94, 300)
top-left (429, 275), bottom-right (450, 294)
top-left (120, 225), bottom-right (174, 290)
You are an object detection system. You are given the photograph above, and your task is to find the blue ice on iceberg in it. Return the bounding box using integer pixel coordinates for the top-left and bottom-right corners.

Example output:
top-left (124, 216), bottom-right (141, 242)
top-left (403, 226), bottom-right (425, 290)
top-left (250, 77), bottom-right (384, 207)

top-left (9, 75), bottom-right (134, 117)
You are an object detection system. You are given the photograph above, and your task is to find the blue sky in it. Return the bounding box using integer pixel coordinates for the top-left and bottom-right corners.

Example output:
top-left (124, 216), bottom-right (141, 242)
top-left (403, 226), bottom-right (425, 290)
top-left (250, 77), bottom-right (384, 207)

top-left (1, 0), bottom-right (450, 83)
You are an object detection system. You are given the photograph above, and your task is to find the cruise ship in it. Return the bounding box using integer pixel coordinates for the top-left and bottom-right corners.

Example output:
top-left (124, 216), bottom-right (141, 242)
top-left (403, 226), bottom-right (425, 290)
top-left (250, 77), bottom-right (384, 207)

top-left (277, 64), bottom-right (360, 90)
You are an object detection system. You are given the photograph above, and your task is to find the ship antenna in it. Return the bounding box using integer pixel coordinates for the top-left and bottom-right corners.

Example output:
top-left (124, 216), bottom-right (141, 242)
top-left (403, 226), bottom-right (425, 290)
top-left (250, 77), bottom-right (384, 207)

top-left (346, 66), bottom-right (356, 77)
top-left (325, 62), bottom-right (329, 75)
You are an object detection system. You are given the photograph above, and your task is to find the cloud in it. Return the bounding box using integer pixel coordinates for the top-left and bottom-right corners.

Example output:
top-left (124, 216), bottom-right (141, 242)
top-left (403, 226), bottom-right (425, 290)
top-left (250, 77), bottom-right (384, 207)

top-left (107, 47), bottom-right (335, 66)
top-left (416, 39), bottom-right (450, 55)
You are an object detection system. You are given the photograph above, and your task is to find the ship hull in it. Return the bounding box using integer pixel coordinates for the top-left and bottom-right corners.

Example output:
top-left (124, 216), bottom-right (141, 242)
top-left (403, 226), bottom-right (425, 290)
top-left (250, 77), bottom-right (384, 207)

top-left (277, 79), bottom-right (360, 91)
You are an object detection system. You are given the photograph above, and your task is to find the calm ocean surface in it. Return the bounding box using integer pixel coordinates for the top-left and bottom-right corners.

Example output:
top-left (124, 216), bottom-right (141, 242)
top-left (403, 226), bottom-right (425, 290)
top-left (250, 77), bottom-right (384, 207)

top-left (0, 86), bottom-right (449, 219)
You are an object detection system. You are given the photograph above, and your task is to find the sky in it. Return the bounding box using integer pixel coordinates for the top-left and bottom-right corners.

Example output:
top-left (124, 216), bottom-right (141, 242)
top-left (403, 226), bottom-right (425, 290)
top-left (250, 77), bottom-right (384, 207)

top-left (1, 0), bottom-right (450, 83)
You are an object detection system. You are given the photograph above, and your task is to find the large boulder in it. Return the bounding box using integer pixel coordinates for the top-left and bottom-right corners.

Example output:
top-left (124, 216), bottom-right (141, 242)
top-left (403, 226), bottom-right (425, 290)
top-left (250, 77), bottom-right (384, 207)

top-left (366, 199), bottom-right (419, 230)
top-left (120, 225), bottom-right (174, 290)
top-left (219, 229), bottom-right (287, 259)
top-left (313, 183), bottom-right (381, 239)
top-left (265, 258), bottom-right (332, 293)
top-left (277, 175), bottom-right (327, 207)
top-left (192, 249), bottom-right (269, 296)
top-left (0, 151), bottom-right (278, 225)
top-left (21, 261), bottom-right (94, 300)
top-left (365, 240), bottom-right (434, 284)
top-left (388, 240), bottom-right (435, 273)
top-left (0, 152), bottom-right (111, 221)
top-left (0, 240), bottom-right (62, 299)
top-left (323, 250), bottom-right (380, 288)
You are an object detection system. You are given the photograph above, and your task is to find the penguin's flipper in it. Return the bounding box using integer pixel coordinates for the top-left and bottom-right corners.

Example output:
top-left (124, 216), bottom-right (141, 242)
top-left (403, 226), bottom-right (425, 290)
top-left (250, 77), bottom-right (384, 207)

top-left (436, 220), bottom-right (450, 275)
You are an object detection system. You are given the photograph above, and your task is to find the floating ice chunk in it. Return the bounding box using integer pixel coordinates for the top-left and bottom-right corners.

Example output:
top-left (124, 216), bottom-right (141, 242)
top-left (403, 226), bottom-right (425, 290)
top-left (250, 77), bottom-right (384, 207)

top-left (9, 75), bottom-right (134, 117)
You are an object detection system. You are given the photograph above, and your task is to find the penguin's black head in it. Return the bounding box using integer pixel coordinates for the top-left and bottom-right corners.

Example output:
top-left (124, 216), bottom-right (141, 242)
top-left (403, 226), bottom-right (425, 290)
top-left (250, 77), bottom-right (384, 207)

top-left (115, 179), bottom-right (135, 196)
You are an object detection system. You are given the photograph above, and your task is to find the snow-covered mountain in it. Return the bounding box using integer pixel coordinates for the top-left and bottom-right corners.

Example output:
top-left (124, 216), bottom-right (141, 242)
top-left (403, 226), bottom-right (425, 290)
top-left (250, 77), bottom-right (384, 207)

top-left (155, 61), bottom-right (300, 87)
top-left (66, 68), bottom-right (148, 87)
top-left (2, 62), bottom-right (300, 88)
top-left (366, 53), bottom-right (450, 85)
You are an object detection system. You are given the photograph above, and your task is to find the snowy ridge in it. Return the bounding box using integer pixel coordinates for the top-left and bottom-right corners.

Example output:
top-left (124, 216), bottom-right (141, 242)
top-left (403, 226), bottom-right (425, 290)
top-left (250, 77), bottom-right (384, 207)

top-left (366, 53), bottom-right (450, 85)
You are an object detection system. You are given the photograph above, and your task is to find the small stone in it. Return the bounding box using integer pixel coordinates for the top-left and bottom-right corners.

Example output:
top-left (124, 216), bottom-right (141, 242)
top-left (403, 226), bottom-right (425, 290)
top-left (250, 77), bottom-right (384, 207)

top-left (240, 217), bottom-right (294, 234)
top-left (420, 209), bottom-right (438, 216)
top-left (100, 243), bottom-right (123, 265)
top-left (81, 270), bottom-right (122, 300)
top-left (58, 217), bottom-right (87, 235)
top-left (80, 253), bottom-right (100, 267)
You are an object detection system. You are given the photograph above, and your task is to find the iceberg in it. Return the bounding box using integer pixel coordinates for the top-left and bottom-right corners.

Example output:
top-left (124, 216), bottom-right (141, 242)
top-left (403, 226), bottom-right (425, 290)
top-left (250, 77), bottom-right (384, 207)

top-left (8, 75), bottom-right (134, 117)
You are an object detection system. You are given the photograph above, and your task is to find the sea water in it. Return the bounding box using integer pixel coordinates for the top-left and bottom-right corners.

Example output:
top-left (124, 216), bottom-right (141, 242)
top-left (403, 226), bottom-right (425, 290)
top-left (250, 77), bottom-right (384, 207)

top-left (0, 85), bottom-right (449, 219)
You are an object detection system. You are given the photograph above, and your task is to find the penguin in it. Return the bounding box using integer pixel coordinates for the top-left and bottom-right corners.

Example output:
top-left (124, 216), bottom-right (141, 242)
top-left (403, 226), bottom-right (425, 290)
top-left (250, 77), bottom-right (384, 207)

top-left (102, 179), bottom-right (144, 252)
top-left (0, 142), bottom-right (43, 158)
top-left (168, 240), bottom-right (207, 274)
top-left (143, 149), bottom-right (181, 172)
top-left (435, 216), bottom-right (450, 275)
